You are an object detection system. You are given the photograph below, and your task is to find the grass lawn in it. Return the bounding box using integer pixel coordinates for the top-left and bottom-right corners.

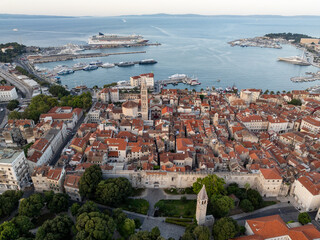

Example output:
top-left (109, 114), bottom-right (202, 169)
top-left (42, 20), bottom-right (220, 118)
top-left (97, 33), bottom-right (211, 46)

top-left (155, 199), bottom-right (196, 218)
top-left (118, 198), bottom-right (149, 215)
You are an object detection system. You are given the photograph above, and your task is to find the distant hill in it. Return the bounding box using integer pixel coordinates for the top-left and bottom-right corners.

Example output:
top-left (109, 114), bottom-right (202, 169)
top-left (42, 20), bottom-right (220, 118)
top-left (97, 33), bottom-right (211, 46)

top-left (0, 14), bottom-right (75, 19)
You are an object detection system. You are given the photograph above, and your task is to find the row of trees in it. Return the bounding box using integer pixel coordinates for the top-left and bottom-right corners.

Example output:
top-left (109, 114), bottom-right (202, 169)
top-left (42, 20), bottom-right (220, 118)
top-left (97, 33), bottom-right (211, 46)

top-left (8, 92), bottom-right (92, 122)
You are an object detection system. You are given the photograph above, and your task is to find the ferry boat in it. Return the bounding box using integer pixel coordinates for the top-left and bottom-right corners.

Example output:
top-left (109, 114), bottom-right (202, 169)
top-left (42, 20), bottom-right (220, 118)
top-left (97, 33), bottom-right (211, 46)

top-left (83, 65), bottom-right (98, 71)
top-left (169, 74), bottom-right (187, 80)
top-left (278, 56), bottom-right (311, 66)
top-left (101, 63), bottom-right (115, 68)
top-left (117, 62), bottom-right (135, 67)
top-left (88, 33), bottom-right (149, 45)
top-left (73, 62), bottom-right (86, 70)
top-left (139, 59), bottom-right (157, 65)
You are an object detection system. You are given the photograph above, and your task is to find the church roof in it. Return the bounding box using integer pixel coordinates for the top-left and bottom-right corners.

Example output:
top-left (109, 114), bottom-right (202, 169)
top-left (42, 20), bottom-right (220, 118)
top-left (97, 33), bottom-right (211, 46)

top-left (198, 185), bottom-right (208, 200)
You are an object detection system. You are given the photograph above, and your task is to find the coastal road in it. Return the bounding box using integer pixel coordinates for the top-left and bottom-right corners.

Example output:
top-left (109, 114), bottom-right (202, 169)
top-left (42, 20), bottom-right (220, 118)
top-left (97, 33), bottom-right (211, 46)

top-left (0, 68), bottom-right (33, 99)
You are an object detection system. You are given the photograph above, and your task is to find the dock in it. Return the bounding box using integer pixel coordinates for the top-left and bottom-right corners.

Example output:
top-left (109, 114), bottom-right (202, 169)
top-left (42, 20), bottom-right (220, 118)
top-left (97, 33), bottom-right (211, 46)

top-left (30, 51), bottom-right (147, 63)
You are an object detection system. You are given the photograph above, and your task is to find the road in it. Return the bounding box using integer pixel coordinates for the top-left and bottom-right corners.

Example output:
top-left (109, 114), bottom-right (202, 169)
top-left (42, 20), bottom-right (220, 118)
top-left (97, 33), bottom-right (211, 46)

top-left (0, 67), bottom-right (33, 99)
top-left (49, 113), bottom-right (86, 166)
top-left (0, 103), bottom-right (7, 127)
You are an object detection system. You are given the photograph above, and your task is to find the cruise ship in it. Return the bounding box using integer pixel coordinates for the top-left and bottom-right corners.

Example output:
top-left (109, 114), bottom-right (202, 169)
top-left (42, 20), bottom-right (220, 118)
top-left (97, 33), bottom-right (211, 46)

top-left (88, 33), bottom-right (149, 46)
top-left (278, 56), bottom-right (311, 66)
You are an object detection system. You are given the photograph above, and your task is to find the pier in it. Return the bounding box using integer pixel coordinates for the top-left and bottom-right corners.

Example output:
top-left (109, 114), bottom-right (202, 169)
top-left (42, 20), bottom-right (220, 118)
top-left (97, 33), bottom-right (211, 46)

top-left (29, 51), bottom-right (147, 63)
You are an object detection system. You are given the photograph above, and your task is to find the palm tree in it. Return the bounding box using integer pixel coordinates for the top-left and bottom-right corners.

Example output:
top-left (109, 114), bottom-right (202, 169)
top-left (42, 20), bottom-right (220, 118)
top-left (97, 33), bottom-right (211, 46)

top-left (264, 90), bottom-right (269, 95)
top-left (244, 183), bottom-right (250, 192)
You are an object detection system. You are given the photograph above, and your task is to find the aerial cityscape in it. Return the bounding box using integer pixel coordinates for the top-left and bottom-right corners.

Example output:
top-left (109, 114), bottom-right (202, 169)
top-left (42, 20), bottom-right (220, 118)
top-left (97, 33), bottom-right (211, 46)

top-left (0, 1), bottom-right (320, 240)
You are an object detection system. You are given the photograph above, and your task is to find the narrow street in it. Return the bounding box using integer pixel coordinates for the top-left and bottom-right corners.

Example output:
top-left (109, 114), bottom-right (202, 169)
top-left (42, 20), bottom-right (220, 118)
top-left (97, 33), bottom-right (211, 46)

top-left (49, 113), bottom-right (86, 166)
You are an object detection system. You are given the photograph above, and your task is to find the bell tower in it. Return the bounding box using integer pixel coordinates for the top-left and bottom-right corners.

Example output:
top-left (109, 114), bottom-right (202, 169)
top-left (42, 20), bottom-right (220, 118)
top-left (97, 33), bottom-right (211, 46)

top-left (196, 185), bottom-right (208, 225)
top-left (141, 79), bottom-right (148, 120)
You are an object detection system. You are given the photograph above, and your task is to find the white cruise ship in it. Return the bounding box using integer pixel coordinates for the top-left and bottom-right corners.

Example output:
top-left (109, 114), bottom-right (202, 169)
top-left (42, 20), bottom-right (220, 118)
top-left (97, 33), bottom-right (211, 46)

top-left (278, 56), bottom-right (311, 66)
top-left (88, 33), bottom-right (148, 45)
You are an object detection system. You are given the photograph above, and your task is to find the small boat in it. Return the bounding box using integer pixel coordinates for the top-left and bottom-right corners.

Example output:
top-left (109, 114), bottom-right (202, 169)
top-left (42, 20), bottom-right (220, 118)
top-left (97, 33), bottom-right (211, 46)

top-left (139, 59), bottom-right (157, 65)
top-left (117, 61), bottom-right (135, 67)
top-left (57, 69), bottom-right (74, 75)
top-left (101, 63), bottom-right (115, 68)
top-left (83, 65), bottom-right (98, 71)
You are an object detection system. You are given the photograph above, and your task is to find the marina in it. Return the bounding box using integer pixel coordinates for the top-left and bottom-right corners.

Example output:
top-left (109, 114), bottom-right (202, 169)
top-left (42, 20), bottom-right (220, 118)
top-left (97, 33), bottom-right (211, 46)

top-left (28, 51), bottom-right (147, 63)
top-left (291, 71), bottom-right (320, 83)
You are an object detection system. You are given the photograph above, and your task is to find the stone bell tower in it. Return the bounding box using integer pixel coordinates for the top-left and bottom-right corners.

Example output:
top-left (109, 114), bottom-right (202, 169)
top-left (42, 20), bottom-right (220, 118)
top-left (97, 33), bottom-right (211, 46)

top-left (196, 185), bottom-right (208, 225)
top-left (140, 79), bottom-right (148, 120)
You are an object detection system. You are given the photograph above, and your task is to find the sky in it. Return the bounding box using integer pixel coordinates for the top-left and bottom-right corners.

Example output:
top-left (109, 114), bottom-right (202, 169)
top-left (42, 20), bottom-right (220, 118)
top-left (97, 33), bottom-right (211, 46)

top-left (2, 0), bottom-right (320, 16)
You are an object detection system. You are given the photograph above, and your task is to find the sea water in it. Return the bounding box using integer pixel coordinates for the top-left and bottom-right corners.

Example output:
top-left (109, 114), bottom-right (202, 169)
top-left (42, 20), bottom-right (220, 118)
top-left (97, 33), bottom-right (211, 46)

top-left (1, 14), bottom-right (320, 91)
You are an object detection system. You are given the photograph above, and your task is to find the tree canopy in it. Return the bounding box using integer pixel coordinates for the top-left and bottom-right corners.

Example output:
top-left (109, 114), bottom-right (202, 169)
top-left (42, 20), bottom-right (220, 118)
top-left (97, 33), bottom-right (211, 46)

top-left (19, 193), bottom-right (44, 218)
top-left (0, 190), bottom-right (23, 218)
top-left (240, 199), bottom-right (254, 212)
top-left (47, 193), bottom-right (69, 213)
top-left (35, 214), bottom-right (73, 240)
top-left (75, 211), bottom-right (116, 240)
top-left (79, 165), bottom-right (103, 199)
top-left (193, 174), bottom-right (225, 198)
top-left (129, 227), bottom-right (162, 240)
top-left (48, 85), bottom-right (70, 98)
top-left (211, 195), bottom-right (234, 218)
top-left (212, 217), bottom-right (240, 240)
top-left (95, 177), bottom-right (133, 206)
top-left (0, 43), bottom-right (26, 62)
top-left (298, 212), bottom-right (311, 225)
top-left (6, 100), bottom-right (19, 111)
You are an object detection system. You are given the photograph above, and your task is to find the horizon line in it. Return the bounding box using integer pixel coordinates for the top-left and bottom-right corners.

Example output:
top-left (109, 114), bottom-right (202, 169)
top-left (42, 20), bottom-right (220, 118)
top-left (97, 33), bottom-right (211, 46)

top-left (1, 12), bottom-right (320, 18)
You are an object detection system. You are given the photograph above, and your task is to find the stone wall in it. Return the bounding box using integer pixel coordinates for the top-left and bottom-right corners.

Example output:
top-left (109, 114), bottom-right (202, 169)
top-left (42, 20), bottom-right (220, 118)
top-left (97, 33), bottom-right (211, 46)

top-left (102, 170), bottom-right (259, 189)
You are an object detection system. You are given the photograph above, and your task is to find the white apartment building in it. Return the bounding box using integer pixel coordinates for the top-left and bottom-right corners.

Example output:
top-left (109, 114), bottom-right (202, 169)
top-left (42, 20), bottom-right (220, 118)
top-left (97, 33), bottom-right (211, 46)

top-left (0, 149), bottom-right (30, 191)
top-left (130, 73), bottom-right (154, 88)
top-left (237, 114), bottom-right (268, 132)
top-left (0, 86), bottom-right (18, 101)
top-left (267, 115), bottom-right (288, 133)
top-left (240, 89), bottom-right (261, 103)
top-left (291, 172), bottom-right (320, 212)
top-left (300, 116), bottom-right (320, 134)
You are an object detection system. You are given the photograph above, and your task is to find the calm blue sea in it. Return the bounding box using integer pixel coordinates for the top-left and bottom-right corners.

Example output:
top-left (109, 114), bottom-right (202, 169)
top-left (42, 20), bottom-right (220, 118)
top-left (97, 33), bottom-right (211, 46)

top-left (1, 14), bottom-right (320, 91)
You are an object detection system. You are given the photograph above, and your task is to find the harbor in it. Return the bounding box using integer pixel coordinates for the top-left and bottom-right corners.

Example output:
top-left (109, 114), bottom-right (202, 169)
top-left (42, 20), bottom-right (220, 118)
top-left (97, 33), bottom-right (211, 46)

top-left (33, 59), bottom-right (158, 83)
top-left (28, 51), bottom-right (147, 63)
top-left (291, 71), bottom-right (320, 83)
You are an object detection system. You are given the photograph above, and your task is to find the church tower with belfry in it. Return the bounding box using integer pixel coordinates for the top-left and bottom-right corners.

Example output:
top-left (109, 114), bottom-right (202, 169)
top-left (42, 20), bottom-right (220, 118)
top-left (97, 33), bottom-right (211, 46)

top-left (140, 79), bottom-right (148, 120)
top-left (196, 185), bottom-right (208, 225)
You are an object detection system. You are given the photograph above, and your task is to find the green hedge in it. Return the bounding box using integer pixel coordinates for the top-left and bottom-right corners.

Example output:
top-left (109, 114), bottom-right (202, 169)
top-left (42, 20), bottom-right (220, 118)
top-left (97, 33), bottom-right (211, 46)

top-left (165, 218), bottom-right (193, 227)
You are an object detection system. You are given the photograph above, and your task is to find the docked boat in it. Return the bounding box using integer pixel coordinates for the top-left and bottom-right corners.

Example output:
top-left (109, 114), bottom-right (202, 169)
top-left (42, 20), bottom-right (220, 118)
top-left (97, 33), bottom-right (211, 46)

top-left (57, 69), bottom-right (74, 75)
top-left (169, 74), bottom-right (187, 80)
top-left (90, 61), bottom-right (103, 66)
top-left (101, 63), bottom-right (115, 68)
top-left (88, 33), bottom-right (149, 45)
top-left (73, 62), bottom-right (86, 70)
top-left (278, 56), bottom-right (311, 66)
top-left (83, 65), bottom-right (98, 71)
top-left (117, 61), bottom-right (135, 67)
top-left (190, 78), bottom-right (201, 86)
top-left (139, 59), bottom-right (157, 65)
